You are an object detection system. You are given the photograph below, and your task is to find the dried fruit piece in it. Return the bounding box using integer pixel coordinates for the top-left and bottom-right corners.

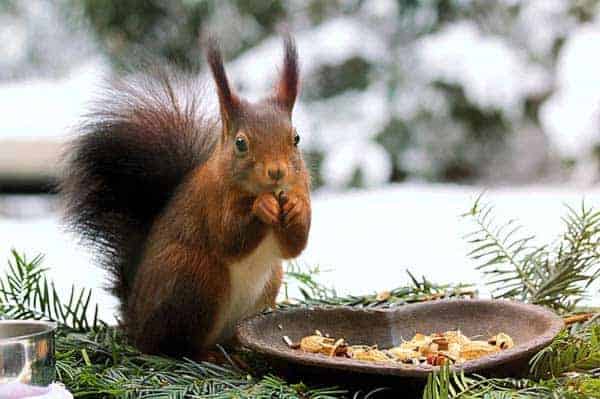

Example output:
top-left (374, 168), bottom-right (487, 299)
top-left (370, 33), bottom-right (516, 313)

top-left (459, 341), bottom-right (499, 360)
top-left (291, 330), bottom-right (513, 367)
top-left (329, 338), bottom-right (347, 357)
top-left (488, 333), bottom-right (514, 350)
top-left (444, 330), bottom-right (471, 346)
top-left (426, 354), bottom-right (447, 366)
top-left (300, 335), bottom-right (334, 354)
top-left (432, 335), bottom-right (449, 351)
top-left (447, 342), bottom-right (462, 360)
top-left (376, 290), bottom-right (391, 301)
top-left (350, 347), bottom-right (390, 362)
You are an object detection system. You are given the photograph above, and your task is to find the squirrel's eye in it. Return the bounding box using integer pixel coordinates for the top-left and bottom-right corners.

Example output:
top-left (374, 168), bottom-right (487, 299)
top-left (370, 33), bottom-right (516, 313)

top-left (293, 133), bottom-right (300, 147)
top-left (235, 136), bottom-right (248, 154)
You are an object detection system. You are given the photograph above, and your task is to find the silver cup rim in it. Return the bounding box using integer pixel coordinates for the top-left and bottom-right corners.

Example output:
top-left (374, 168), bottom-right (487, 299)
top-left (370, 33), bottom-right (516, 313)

top-left (0, 320), bottom-right (58, 342)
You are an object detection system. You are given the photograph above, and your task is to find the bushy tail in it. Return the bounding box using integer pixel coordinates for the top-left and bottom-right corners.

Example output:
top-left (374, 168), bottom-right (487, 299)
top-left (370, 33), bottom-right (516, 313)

top-left (61, 70), bottom-right (217, 311)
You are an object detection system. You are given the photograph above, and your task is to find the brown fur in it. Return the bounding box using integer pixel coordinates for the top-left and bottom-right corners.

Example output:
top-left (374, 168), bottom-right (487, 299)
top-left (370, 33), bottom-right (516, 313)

top-left (86, 37), bottom-right (311, 358)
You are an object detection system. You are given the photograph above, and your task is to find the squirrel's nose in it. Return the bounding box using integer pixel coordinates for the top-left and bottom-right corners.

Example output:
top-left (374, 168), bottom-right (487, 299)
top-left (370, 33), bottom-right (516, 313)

top-left (267, 163), bottom-right (286, 181)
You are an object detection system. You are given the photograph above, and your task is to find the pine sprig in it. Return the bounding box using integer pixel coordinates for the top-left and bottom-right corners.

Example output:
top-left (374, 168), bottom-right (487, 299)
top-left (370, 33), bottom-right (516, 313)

top-left (282, 266), bottom-right (475, 310)
top-left (283, 262), bottom-right (337, 301)
top-left (2, 247), bottom-right (598, 398)
top-left (0, 249), bottom-right (100, 330)
top-left (464, 198), bottom-right (600, 312)
top-left (530, 323), bottom-right (600, 379)
top-left (422, 366), bottom-right (556, 399)
top-left (53, 319), bottom-right (388, 398)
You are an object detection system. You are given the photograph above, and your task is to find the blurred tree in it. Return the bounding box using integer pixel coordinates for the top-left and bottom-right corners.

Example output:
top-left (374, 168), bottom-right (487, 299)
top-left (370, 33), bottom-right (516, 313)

top-left (375, 118), bottom-right (411, 182)
top-left (76, 0), bottom-right (212, 70)
top-left (0, 1), bottom-right (96, 80)
top-left (29, 0), bottom-right (587, 188)
top-left (68, 0), bottom-right (564, 186)
top-left (303, 56), bottom-right (371, 100)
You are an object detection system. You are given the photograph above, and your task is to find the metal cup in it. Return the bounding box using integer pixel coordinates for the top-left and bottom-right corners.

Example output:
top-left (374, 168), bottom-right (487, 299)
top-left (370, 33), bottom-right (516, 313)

top-left (0, 320), bottom-right (57, 386)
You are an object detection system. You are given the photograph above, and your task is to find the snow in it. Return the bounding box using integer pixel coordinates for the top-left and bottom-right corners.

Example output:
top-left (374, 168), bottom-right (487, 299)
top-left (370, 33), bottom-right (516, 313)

top-left (228, 16), bottom-right (386, 99)
top-left (303, 85), bottom-right (391, 186)
top-left (517, 0), bottom-right (570, 57)
top-left (1, 184), bottom-right (599, 325)
top-left (0, 14), bottom-right (27, 64)
top-left (0, 60), bottom-right (107, 140)
top-left (322, 139), bottom-right (391, 188)
top-left (360, 0), bottom-right (399, 19)
top-left (540, 23), bottom-right (600, 156)
top-left (416, 21), bottom-right (550, 113)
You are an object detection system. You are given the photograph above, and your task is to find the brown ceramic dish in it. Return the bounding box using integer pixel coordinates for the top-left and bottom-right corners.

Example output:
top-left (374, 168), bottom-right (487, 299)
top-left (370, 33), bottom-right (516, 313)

top-left (236, 299), bottom-right (564, 379)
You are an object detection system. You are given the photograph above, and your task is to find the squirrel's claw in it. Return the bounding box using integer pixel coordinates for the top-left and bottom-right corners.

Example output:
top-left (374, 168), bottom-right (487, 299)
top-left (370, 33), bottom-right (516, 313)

top-left (281, 195), bottom-right (305, 228)
top-left (252, 193), bottom-right (281, 225)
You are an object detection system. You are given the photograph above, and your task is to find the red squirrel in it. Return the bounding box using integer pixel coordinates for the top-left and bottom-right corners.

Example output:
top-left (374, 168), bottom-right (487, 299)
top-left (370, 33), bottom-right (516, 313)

top-left (61, 36), bottom-right (311, 358)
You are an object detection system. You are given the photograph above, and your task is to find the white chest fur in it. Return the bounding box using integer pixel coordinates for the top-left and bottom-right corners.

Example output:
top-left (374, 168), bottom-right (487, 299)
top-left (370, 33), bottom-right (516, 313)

top-left (211, 232), bottom-right (281, 343)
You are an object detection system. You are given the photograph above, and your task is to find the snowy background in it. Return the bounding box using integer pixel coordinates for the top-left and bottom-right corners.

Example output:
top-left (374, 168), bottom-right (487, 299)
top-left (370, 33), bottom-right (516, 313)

top-left (2, 185), bottom-right (600, 324)
top-left (4, 0), bottom-right (600, 185)
top-left (1, 0), bottom-right (600, 317)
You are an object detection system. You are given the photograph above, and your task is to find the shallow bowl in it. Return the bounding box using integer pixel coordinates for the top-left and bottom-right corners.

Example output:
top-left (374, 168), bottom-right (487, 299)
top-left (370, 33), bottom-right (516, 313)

top-left (236, 299), bottom-right (563, 379)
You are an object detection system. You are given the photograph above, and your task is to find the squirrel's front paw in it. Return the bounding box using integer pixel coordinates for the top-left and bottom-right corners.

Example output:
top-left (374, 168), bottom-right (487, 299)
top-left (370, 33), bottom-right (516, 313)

top-left (252, 193), bottom-right (281, 225)
top-left (280, 192), bottom-right (309, 228)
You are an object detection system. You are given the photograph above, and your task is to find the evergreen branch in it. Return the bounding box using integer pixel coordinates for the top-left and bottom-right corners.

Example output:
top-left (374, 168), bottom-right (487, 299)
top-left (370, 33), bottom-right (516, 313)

top-left (0, 249), bottom-right (101, 330)
top-left (530, 321), bottom-right (600, 379)
top-left (54, 321), bottom-right (391, 398)
top-left (3, 247), bottom-right (598, 398)
top-left (422, 363), bottom-right (598, 399)
top-left (280, 269), bottom-right (475, 310)
top-left (283, 262), bottom-right (337, 301)
top-left (464, 198), bottom-right (600, 312)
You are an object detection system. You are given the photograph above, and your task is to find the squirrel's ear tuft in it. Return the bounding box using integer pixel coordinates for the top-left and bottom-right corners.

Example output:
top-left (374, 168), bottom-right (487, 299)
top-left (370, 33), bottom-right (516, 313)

top-left (273, 35), bottom-right (299, 116)
top-left (206, 37), bottom-right (239, 133)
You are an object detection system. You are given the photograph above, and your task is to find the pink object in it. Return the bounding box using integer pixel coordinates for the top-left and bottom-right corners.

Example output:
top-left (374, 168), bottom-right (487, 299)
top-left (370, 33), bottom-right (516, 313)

top-left (0, 382), bottom-right (72, 399)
